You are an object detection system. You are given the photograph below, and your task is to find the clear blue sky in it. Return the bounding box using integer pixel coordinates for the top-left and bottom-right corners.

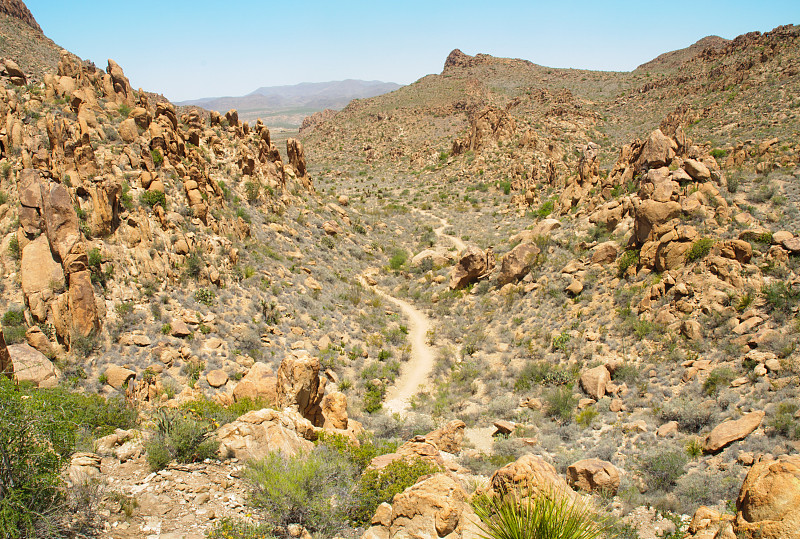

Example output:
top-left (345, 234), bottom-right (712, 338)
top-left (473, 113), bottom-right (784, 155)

top-left (25, 0), bottom-right (799, 102)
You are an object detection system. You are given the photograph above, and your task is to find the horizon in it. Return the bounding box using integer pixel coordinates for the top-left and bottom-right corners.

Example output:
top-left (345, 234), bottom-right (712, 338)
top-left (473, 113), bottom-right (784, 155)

top-left (22, 0), bottom-right (800, 102)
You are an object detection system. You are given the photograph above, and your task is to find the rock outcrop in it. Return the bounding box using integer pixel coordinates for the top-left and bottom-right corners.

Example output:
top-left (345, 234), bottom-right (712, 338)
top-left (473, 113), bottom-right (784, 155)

top-left (566, 458), bottom-right (620, 495)
top-left (0, 0), bottom-right (42, 32)
top-left (449, 246), bottom-right (491, 289)
top-left (7, 343), bottom-right (60, 388)
top-left (490, 454), bottom-right (576, 499)
top-left (497, 243), bottom-right (540, 285)
top-left (276, 353), bottom-right (326, 427)
top-left (217, 408), bottom-right (317, 460)
top-left (735, 454), bottom-right (800, 539)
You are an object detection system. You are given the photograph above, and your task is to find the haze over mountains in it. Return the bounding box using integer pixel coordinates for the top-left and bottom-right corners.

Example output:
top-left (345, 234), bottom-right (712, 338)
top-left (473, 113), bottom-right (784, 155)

top-left (177, 79), bottom-right (402, 129)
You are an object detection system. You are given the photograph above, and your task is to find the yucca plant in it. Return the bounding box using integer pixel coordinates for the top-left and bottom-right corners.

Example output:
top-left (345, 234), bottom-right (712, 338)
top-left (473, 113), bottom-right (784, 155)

top-left (472, 487), bottom-right (615, 539)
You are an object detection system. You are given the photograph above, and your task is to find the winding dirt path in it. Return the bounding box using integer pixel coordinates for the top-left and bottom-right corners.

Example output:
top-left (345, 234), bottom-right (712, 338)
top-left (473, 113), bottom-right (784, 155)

top-left (415, 209), bottom-right (466, 252)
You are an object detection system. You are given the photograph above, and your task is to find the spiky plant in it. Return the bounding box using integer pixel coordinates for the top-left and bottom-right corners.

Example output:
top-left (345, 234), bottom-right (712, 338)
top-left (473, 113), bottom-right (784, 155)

top-left (472, 487), bottom-right (615, 539)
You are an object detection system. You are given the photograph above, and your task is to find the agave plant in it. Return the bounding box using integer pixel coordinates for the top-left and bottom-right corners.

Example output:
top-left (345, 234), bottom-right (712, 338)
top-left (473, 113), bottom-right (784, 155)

top-left (472, 487), bottom-right (615, 539)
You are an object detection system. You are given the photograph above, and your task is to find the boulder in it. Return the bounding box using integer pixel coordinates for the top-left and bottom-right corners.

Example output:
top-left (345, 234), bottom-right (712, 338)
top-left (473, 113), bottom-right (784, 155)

top-left (566, 279), bottom-right (584, 296)
top-left (591, 241), bottom-right (618, 265)
top-left (321, 391), bottom-right (349, 430)
top-left (635, 129), bottom-right (675, 170)
top-left (449, 246), bottom-right (489, 289)
top-left (714, 240), bottom-right (753, 264)
top-left (104, 365), bottom-right (135, 390)
top-left (8, 343), bottom-right (60, 388)
top-left (424, 420), bottom-right (467, 454)
top-left (232, 362), bottom-right (277, 405)
top-left (170, 319), bottom-right (191, 337)
top-left (685, 506), bottom-right (735, 539)
top-left (490, 454), bottom-right (575, 500)
top-left (68, 452), bottom-right (102, 485)
top-left (276, 353), bottom-right (326, 426)
top-left (703, 411), bottom-right (765, 453)
top-left (206, 369), bottom-right (228, 388)
top-left (25, 326), bottom-right (51, 355)
top-left (361, 474), bottom-right (480, 539)
top-left (735, 454), bottom-right (800, 539)
top-left (634, 200), bottom-right (682, 244)
top-left (287, 138), bottom-right (308, 179)
top-left (580, 365), bottom-right (611, 400)
top-left (20, 235), bottom-right (64, 321)
top-left (118, 118), bottom-right (138, 143)
top-left (567, 458), bottom-right (620, 495)
top-left (683, 159), bottom-right (711, 181)
top-left (498, 243), bottom-right (540, 285)
top-left (216, 408), bottom-right (317, 461)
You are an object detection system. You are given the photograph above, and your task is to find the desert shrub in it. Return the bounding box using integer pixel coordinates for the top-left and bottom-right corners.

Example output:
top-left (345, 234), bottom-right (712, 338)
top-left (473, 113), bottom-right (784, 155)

top-left (194, 288), bottom-right (216, 306)
top-left (180, 396), bottom-right (268, 427)
top-left (388, 248), bottom-right (408, 271)
top-left (544, 386), bottom-right (577, 424)
top-left (617, 249), bottom-right (639, 277)
top-left (702, 367), bottom-right (736, 396)
top-left (658, 397), bottom-right (716, 433)
top-left (575, 407), bottom-right (598, 427)
top-left (726, 175), bottom-right (739, 193)
top-left (2, 307), bottom-right (26, 344)
top-left (145, 408), bottom-right (217, 471)
top-left (244, 181), bottom-right (260, 202)
top-left (709, 148), bottom-right (727, 159)
top-left (685, 238), bottom-right (714, 263)
top-left (761, 282), bottom-right (800, 320)
top-left (768, 402), bottom-right (800, 439)
top-left (637, 446), bottom-right (687, 491)
top-left (350, 458), bottom-right (441, 526)
top-left (206, 518), bottom-right (276, 539)
top-left (472, 487), bottom-right (614, 539)
top-left (673, 468), bottom-right (744, 515)
top-left (150, 148), bottom-right (164, 167)
top-left (7, 234), bottom-right (20, 260)
top-left (534, 198), bottom-right (556, 218)
top-left (515, 361), bottom-right (577, 391)
top-left (363, 381), bottom-right (384, 413)
top-left (140, 190), bottom-right (167, 209)
top-left (246, 447), bottom-right (356, 538)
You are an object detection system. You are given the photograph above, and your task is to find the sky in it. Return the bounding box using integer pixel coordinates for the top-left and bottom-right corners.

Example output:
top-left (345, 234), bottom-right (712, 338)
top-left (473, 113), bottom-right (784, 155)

top-left (24, 0), bottom-right (800, 103)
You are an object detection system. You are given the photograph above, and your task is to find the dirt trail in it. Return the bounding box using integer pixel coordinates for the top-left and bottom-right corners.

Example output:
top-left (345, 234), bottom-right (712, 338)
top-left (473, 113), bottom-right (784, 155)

top-left (415, 209), bottom-right (466, 251)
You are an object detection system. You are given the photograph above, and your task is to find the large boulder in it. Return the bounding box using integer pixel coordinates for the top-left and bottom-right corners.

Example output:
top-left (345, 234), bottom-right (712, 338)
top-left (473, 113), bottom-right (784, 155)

top-left (216, 408), bottom-right (317, 461)
top-left (104, 365), bottom-right (135, 390)
top-left (497, 243), bottom-right (540, 285)
top-left (735, 454), bottom-right (800, 539)
top-left (362, 473), bottom-right (480, 539)
top-left (591, 241), bottom-right (618, 265)
top-left (580, 365), bottom-right (611, 400)
top-left (566, 458), bottom-right (620, 495)
top-left (20, 235), bottom-right (64, 321)
top-left (449, 246), bottom-right (489, 289)
top-left (635, 129), bottom-right (675, 170)
top-left (490, 454), bottom-right (575, 500)
top-left (8, 343), bottom-right (61, 388)
top-left (634, 200), bottom-right (682, 244)
top-left (277, 353), bottom-right (326, 426)
top-left (233, 362), bottom-right (277, 405)
top-left (424, 420), bottom-right (467, 454)
top-left (321, 391), bottom-right (349, 430)
top-left (703, 411), bottom-right (765, 453)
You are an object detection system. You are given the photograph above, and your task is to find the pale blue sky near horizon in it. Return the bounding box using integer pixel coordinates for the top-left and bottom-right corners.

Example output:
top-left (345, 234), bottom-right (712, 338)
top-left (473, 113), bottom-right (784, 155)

top-left (24, 0), bottom-right (800, 102)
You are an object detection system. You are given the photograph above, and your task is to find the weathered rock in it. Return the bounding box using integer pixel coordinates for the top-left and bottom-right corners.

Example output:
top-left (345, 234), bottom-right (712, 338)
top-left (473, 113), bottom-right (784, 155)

top-left (276, 354), bottom-right (326, 426)
top-left (714, 240), bottom-right (753, 263)
top-left (206, 369), bottom-right (228, 388)
top-left (362, 474), bottom-right (480, 539)
top-left (321, 391), bottom-right (349, 430)
top-left (634, 200), bottom-right (682, 244)
top-left (232, 362), bottom-right (277, 405)
top-left (490, 454), bottom-right (575, 499)
top-left (170, 319), bottom-right (191, 338)
top-left (685, 506), bottom-right (735, 539)
top-left (566, 278), bottom-right (584, 296)
top-left (683, 159), bottom-right (711, 181)
top-left (580, 365), bottom-right (611, 400)
top-left (25, 326), bottom-right (51, 355)
top-left (591, 241), bottom-right (618, 265)
top-left (567, 458), bottom-right (620, 495)
top-left (449, 246), bottom-right (489, 289)
top-left (636, 129), bottom-right (675, 170)
top-left (104, 365), bottom-right (135, 390)
top-left (735, 454), bottom-right (800, 539)
top-left (703, 411), bottom-right (765, 453)
top-left (216, 408), bottom-right (316, 460)
top-left (8, 343), bottom-right (60, 388)
top-left (498, 242), bottom-right (540, 285)
top-left (493, 420), bottom-right (516, 436)
top-left (20, 235), bottom-right (64, 321)
top-left (424, 420), bottom-right (467, 454)
top-left (68, 452), bottom-right (102, 485)
top-left (117, 118), bottom-right (138, 143)
top-left (681, 319), bottom-right (703, 341)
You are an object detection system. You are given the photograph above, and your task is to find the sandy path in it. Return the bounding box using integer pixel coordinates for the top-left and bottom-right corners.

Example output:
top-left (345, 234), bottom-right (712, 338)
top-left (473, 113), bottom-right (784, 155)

top-left (415, 209), bottom-right (466, 251)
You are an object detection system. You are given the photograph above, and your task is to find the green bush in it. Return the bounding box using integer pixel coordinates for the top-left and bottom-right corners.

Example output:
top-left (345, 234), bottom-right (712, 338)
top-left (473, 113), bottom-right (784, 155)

top-left (7, 235), bottom-right (20, 260)
top-left (702, 367), bottom-right (736, 396)
top-left (638, 447), bottom-right (688, 491)
top-left (246, 448), bottom-right (356, 538)
top-left (709, 148), bottom-right (727, 159)
top-left (2, 307), bottom-right (26, 345)
top-left (145, 408), bottom-right (217, 471)
top-left (515, 361), bottom-right (576, 391)
top-left (388, 248), bottom-right (408, 271)
top-left (768, 402), bottom-right (800, 439)
top-left (150, 148), bottom-right (164, 167)
top-left (761, 282), bottom-right (800, 318)
top-left (617, 249), bottom-right (639, 277)
top-left (659, 398), bottom-right (716, 433)
top-left (206, 518), bottom-right (276, 539)
top-left (194, 288), bottom-right (216, 306)
top-left (544, 386), bottom-right (577, 423)
top-left (140, 190), bottom-right (167, 209)
top-left (685, 238), bottom-right (714, 263)
top-left (363, 381), bottom-right (384, 413)
top-left (534, 198), bottom-right (556, 218)
top-left (350, 458), bottom-right (441, 526)
top-left (245, 181), bottom-right (260, 203)
top-left (180, 396), bottom-right (268, 427)
top-left (473, 487), bottom-right (614, 539)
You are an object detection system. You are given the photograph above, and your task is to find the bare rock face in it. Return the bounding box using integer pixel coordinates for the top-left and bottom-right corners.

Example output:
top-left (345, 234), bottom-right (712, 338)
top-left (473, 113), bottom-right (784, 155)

top-left (498, 243), bottom-right (540, 285)
top-left (490, 454), bottom-right (575, 500)
top-left (424, 420), bottom-right (467, 454)
top-left (633, 199), bottom-right (682, 244)
top-left (8, 343), bottom-right (61, 388)
top-left (321, 391), bottom-right (349, 430)
top-left (580, 365), bottom-right (611, 400)
top-left (635, 129), bottom-right (675, 170)
top-left (449, 246), bottom-right (489, 289)
top-left (362, 473), bottom-right (480, 539)
top-left (233, 362), bottom-right (277, 405)
top-left (566, 458), bottom-right (620, 495)
top-left (591, 241), bottom-right (618, 265)
top-left (2, 58), bottom-right (26, 85)
top-left (217, 408), bottom-right (317, 461)
top-left (106, 59), bottom-right (133, 104)
top-left (685, 506), bottom-right (735, 539)
top-left (703, 411), bottom-right (765, 453)
top-left (277, 353), bottom-right (326, 427)
top-left (287, 138), bottom-right (312, 191)
top-left (20, 235), bottom-right (64, 321)
top-left (735, 454), bottom-right (800, 539)
top-left (0, 0), bottom-right (43, 32)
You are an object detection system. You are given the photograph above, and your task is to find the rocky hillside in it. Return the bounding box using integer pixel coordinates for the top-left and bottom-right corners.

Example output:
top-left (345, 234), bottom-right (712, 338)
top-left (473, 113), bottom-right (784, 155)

top-left (2, 6), bottom-right (800, 539)
top-left (0, 0), bottom-right (40, 32)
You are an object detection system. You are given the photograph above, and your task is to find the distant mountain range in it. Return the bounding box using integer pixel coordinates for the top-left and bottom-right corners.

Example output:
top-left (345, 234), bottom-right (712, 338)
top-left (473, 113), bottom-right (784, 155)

top-left (176, 79), bottom-right (402, 130)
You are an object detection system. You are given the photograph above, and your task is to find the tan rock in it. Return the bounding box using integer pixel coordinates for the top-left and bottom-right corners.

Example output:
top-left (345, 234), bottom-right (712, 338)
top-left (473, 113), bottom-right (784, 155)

top-left (714, 240), bottom-right (753, 263)
top-left (449, 246), bottom-right (489, 289)
top-left (683, 159), bottom-right (711, 181)
top-left (20, 235), bottom-right (64, 321)
top-left (321, 391), bottom-right (349, 430)
top-left (703, 411), bottom-right (765, 453)
top-left (277, 354), bottom-right (326, 426)
top-left (206, 369), bottom-right (228, 388)
top-left (580, 365), bottom-right (611, 400)
top-left (657, 421), bottom-right (679, 437)
top-left (567, 458), bottom-right (620, 495)
top-left (25, 326), bottom-right (51, 355)
top-left (233, 362), bottom-right (277, 405)
top-left (735, 454), bottom-right (800, 539)
top-left (490, 454), bottom-right (575, 499)
top-left (591, 241), bottom-right (618, 265)
top-left (634, 200), bottom-right (681, 244)
top-left (105, 365), bottom-right (136, 390)
top-left (8, 343), bottom-right (61, 388)
top-left (424, 420), bottom-right (467, 453)
top-left (118, 118), bottom-right (138, 143)
top-left (216, 408), bottom-right (316, 460)
top-left (497, 242), bottom-right (540, 285)
top-left (566, 278), bottom-right (584, 296)
top-left (170, 319), bottom-right (191, 337)
top-left (635, 129), bottom-right (675, 169)
top-left (681, 319), bottom-right (703, 341)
